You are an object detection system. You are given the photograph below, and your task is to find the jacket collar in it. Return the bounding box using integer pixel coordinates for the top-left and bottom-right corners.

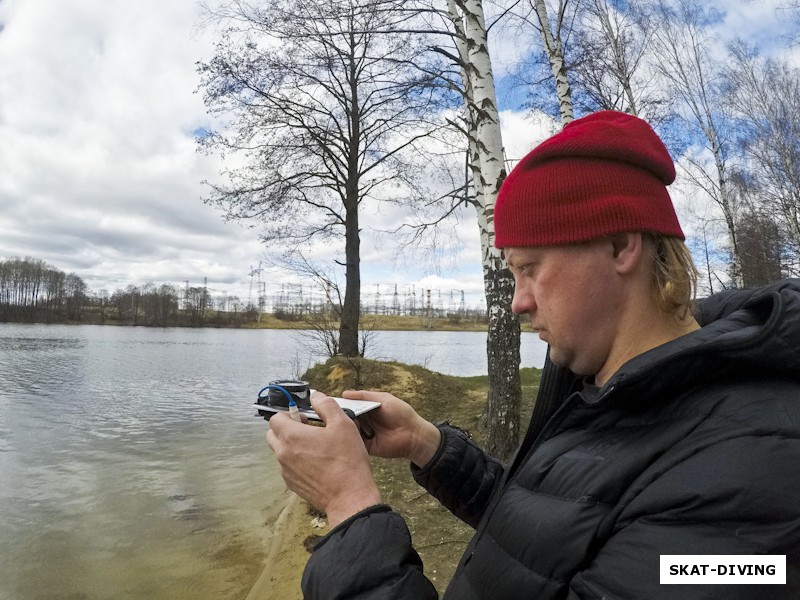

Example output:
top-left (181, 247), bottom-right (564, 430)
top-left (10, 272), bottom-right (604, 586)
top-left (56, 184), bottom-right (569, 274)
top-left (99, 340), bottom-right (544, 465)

top-left (598, 278), bottom-right (800, 403)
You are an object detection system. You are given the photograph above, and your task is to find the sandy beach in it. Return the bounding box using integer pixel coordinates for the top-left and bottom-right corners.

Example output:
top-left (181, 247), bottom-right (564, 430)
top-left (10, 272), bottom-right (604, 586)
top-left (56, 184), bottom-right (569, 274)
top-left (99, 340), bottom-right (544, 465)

top-left (246, 494), bottom-right (329, 600)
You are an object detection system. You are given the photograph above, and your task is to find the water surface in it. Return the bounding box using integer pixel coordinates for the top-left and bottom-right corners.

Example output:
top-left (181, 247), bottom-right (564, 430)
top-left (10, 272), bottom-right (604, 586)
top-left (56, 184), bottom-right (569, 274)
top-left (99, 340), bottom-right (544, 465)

top-left (0, 324), bottom-right (545, 599)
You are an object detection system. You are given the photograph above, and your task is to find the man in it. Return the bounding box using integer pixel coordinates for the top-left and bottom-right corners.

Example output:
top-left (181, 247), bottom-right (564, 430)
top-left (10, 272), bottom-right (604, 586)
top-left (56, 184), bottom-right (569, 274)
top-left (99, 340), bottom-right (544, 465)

top-left (267, 111), bottom-right (800, 598)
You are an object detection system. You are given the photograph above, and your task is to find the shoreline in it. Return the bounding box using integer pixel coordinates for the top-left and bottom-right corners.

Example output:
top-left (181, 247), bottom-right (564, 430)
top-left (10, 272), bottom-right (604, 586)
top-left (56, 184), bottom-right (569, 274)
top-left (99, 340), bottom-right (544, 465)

top-left (246, 494), bottom-right (328, 600)
top-left (0, 314), bottom-right (491, 333)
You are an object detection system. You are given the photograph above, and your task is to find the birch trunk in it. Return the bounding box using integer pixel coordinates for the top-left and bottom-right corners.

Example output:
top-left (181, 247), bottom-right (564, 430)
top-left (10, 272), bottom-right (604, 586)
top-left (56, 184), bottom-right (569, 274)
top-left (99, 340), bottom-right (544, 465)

top-left (711, 141), bottom-right (742, 287)
top-left (450, 0), bottom-right (521, 459)
top-left (532, 0), bottom-right (574, 125)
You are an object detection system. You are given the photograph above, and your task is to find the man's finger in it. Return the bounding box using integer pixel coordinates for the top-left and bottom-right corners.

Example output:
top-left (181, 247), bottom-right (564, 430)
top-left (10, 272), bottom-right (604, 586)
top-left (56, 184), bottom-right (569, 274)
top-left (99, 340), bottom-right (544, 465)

top-left (267, 410), bottom-right (290, 431)
top-left (310, 393), bottom-right (346, 424)
top-left (265, 426), bottom-right (279, 452)
top-left (342, 389), bottom-right (383, 402)
top-left (310, 390), bottom-right (329, 403)
top-left (267, 410), bottom-right (304, 435)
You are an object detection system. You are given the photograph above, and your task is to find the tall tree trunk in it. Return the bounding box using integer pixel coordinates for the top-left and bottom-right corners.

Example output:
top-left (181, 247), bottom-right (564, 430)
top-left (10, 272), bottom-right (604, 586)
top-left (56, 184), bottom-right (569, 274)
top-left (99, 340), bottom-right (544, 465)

top-left (482, 251), bottom-right (521, 459)
top-left (339, 205), bottom-right (361, 357)
top-left (715, 158), bottom-right (743, 287)
top-left (594, 0), bottom-right (639, 115)
top-left (455, 0), bottom-right (522, 459)
top-left (532, 0), bottom-right (574, 125)
top-left (339, 32), bottom-right (363, 358)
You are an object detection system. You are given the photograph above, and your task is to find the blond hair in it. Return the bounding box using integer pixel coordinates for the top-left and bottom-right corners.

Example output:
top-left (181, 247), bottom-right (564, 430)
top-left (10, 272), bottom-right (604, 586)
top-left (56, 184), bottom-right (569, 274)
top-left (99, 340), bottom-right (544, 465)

top-left (646, 234), bottom-right (698, 319)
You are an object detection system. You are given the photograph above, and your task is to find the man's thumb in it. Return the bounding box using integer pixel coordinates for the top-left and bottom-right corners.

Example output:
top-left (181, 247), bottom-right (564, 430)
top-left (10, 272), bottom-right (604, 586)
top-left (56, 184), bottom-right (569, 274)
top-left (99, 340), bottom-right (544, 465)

top-left (310, 392), bottom-right (345, 424)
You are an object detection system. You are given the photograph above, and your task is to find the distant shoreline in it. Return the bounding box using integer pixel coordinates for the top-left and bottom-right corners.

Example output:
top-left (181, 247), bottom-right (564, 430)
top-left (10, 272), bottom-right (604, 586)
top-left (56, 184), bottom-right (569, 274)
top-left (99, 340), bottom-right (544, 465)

top-left (0, 312), bottom-right (494, 333)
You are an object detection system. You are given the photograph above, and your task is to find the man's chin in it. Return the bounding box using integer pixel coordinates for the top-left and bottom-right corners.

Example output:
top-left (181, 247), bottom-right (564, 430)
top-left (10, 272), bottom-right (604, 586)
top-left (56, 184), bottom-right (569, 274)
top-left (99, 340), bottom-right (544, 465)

top-left (547, 348), bottom-right (596, 378)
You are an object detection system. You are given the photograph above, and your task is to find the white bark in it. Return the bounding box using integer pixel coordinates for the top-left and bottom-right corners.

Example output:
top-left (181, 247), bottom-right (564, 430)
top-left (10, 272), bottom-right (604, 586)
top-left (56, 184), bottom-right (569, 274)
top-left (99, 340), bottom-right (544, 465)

top-left (447, 0), bottom-right (521, 458)
top-left (446, 0), bottom-right (505, 266)
top-left (531, 0), bottom-right (574, 125)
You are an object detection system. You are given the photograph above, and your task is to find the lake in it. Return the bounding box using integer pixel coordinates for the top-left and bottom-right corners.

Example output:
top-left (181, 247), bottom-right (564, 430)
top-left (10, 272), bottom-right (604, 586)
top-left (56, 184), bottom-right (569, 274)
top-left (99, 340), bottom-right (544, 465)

top-left (0, 323), bottom-right (546, 600)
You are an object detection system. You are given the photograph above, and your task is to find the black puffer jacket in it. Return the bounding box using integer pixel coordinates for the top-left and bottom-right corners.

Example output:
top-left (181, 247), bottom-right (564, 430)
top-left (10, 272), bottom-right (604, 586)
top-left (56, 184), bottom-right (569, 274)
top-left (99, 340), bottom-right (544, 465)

top-left (302, 280), bottom-right (800, 599)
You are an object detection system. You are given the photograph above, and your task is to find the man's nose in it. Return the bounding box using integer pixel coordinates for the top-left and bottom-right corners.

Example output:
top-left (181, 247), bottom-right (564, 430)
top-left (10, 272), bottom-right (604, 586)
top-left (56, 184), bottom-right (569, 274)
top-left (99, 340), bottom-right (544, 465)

top-left (511, 284), bottom-right (535, 315)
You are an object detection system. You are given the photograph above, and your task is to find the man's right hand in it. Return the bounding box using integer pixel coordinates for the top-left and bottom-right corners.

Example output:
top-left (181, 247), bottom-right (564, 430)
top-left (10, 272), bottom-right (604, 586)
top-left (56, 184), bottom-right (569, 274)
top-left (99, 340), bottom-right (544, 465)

top-left (341, 390), bottom-right (442, 468)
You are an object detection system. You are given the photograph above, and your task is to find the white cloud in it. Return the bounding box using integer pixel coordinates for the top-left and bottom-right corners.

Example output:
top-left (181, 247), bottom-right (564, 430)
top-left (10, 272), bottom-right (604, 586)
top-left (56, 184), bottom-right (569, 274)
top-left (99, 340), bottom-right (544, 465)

top-left (710, 0), bottom-right (794, 52)
top-left (0, 0), bottom-right (263, 299)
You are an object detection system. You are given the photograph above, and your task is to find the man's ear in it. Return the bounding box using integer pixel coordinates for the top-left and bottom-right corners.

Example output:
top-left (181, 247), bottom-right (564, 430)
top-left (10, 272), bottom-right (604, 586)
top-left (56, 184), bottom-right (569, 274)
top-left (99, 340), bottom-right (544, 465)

top-left (609, 232), bottom-right (644, 274)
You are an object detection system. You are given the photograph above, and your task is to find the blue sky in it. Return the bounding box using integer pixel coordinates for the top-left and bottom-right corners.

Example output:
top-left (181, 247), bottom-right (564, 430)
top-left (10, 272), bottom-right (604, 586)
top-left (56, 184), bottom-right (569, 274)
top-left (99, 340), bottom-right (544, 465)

top-left (0, 0), bottom-right (795, 307)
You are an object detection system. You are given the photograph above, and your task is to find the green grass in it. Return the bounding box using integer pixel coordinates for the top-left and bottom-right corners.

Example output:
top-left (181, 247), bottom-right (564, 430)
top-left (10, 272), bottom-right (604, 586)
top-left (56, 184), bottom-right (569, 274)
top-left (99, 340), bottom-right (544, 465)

top-left (302, 357), bottom-right (541, 594)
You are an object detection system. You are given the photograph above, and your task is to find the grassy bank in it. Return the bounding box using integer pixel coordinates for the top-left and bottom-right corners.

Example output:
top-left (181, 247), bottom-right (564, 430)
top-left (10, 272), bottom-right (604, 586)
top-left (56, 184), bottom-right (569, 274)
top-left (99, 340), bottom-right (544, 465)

top-left (294, 357), bottom-right (542, 595)
top-left (242, 313), bottom-right (491, 332)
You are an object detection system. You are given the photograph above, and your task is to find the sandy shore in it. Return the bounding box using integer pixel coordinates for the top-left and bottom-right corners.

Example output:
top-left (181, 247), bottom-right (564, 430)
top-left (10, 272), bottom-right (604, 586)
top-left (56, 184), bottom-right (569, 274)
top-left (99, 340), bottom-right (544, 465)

top-left (246, 494), bottom-right (330, 600)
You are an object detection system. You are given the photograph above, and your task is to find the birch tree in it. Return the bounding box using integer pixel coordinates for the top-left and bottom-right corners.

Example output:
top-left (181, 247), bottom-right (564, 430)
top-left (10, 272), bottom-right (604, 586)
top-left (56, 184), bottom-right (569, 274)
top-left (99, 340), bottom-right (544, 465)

top-left (569, 0), bottom-right (671, 124)
top-left (527, 0), bottom-right (575, 124)
top-left (197, 0), bottom-right (445, 356)
top-left (650, 0), bottom-right (744, 286)
top-left (397, 0), bottom-right (523, 458)
top-left (391, 0), bottom-right (523, 457)
top-left (453, 0), bottom-right (521, 459)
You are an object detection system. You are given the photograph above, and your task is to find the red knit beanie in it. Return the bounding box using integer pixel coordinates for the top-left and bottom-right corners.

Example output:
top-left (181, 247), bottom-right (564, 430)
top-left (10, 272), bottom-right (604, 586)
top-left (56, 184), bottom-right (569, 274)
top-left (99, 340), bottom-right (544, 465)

top-left (494, 110), bottom-right (684, 249)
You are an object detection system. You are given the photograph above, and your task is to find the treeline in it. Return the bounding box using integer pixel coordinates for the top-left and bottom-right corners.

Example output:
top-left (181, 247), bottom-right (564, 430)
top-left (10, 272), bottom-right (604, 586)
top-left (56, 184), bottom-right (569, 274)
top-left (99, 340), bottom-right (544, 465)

top-left (0, 257), bottom-right (87, 322)
top-left (0, 257), bottom-right (256, 327)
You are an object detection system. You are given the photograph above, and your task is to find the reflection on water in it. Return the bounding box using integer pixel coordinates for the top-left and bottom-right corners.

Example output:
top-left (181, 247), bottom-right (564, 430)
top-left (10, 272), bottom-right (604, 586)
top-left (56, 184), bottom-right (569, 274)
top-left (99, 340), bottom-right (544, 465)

top-left (0, 323), bottom-right (546, 600)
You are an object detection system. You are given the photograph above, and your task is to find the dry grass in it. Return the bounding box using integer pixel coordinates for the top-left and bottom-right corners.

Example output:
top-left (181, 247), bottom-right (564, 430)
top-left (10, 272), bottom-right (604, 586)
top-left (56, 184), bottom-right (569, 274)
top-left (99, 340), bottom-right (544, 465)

top-left (242, 313), bottom-right (489, 332)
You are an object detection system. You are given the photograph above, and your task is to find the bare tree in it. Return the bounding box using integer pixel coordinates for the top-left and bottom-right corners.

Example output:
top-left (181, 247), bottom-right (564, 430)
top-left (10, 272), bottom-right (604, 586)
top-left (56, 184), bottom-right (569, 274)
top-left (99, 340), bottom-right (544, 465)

top-left (725, 41), bottom-right (800, 273)
top-left (274, 253), bottom-right (345, 358)
top-left (779, 1), bottom-right (800, 46)
top-left (506, 0), bottom-right (577, 124)
top-left (0, 257), bottom-right (92, 323)
top-left (569, 0), bottom-right (672, 124)
top-left (649, 0), bottom-right (743, 286)
top-left (686, 217), bottom-right (723, 295)
top-left (530, 0), bottom-right (575, 124)
top-left (197, 0), bottom-right (447, 356)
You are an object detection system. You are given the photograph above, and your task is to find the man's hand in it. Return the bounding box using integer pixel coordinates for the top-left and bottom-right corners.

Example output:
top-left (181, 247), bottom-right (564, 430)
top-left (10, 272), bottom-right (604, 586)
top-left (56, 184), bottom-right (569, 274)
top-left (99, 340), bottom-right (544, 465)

top-left (343, 390), bottom-right (441, 468)
top-left (266, 392), bottom-right (381, 528)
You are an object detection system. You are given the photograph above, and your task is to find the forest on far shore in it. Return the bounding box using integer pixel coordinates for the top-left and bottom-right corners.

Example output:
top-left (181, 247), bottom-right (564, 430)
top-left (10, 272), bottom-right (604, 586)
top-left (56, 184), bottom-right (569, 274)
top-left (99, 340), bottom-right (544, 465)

top-left (0, 256), bottom-right (489, 329)
top-left (0, 256), bottom-right (253, 327)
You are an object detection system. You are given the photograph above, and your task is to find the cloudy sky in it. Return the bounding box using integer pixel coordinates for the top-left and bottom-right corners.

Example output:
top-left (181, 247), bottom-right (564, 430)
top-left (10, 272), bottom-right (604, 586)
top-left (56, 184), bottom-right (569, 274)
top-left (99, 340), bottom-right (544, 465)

top-left (0, 0), bottom-right (794, 308)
